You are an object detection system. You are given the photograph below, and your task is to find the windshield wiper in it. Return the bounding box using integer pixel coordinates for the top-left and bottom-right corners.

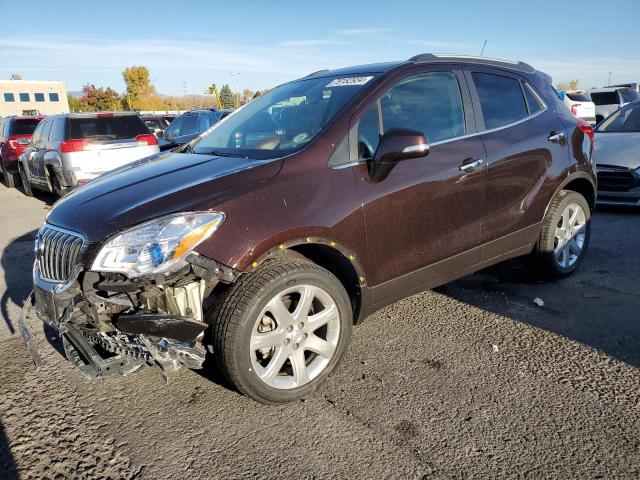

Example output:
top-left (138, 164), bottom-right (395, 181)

top-left (196, 149), bottom-right (249, 158)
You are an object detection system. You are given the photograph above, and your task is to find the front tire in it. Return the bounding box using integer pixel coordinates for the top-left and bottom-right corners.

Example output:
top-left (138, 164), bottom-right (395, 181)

top-left (530, 190), bottom-right (591, 279)
top-left (211, 258), bottom-right (352, 404)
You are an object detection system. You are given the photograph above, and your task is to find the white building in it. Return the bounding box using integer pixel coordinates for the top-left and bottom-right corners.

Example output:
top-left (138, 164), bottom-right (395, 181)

top-left (0, 80), bottom-right (70, 117)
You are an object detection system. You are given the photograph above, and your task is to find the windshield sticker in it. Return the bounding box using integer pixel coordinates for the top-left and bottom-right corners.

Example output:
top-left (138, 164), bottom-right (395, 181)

top-left (326, 76), bottom-right (374, 87)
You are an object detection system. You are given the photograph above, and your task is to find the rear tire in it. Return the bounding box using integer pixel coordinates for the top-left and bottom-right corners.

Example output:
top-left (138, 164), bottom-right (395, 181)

top-left (529, 190), bottom-right (591, 280)
top-left (19, 165), bottom-right (33, 197)
top-left (210, 258), bottom-right (352, 404)
top-left (1, 160), bottom-right (19, 188)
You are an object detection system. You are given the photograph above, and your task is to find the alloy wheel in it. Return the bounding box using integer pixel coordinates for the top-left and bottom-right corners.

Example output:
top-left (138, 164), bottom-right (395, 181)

top-left (250, 284), bottom-right (341, 389)
top-left (554, 202), bottom-right (587, 268)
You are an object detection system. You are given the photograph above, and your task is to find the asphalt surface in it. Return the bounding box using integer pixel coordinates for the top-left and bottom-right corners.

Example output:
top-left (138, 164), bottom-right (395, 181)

top-left (0, 184), bottom-right (639, 479)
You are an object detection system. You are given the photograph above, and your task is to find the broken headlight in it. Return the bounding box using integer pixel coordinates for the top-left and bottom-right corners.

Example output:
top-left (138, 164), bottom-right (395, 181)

top-left (91, 212), bottom-right (225, 277)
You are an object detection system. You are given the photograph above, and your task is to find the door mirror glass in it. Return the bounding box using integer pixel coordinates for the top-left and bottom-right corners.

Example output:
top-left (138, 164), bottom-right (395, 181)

top-left (368, 128), bottom-right (429, 183)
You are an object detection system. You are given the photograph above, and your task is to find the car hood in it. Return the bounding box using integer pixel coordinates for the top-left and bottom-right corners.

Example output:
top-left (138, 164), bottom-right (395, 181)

top-left (594, 132), bottom-right (640, 170)
top-left (46, 150), bottom-right (281, 242)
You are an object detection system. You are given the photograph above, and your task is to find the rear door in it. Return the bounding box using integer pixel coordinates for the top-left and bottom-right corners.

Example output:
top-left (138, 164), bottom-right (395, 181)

top-left (32, 119), bottom-right (53, 181)
top-left (466, 67), bottom-right (569, 253)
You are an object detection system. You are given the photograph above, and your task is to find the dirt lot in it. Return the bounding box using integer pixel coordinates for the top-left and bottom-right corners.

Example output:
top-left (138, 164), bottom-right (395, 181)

top-left (1, 184), bottom-right (639, 479)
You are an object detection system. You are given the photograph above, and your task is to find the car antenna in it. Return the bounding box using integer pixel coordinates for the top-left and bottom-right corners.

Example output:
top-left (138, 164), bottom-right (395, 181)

top-left (480, 40), bottom-right (487, 56)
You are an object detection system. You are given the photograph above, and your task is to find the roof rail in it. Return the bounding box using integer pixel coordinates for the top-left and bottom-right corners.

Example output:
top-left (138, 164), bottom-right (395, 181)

top-left (305, 69), bottom-right (330, 78)
top-left (408, 53), bottom-right (535, 74)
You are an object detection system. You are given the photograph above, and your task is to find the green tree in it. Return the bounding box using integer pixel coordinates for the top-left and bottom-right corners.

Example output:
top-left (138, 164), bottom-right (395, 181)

top-left (219, 84), bottom-right (235, 109)
top-left (122, 65), bottom-right (156, 109)
top-left (67, 95), bottom-right (82, 112)
top-left (77, 84), bottom-right (123, 111)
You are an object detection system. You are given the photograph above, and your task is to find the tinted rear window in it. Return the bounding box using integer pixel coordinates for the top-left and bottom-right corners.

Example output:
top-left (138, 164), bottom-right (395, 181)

top-left (566, 92), bottom-right (591, 102)
top-left (620, 89), bottom-right (640, 103)
top-left (590, 92), bottom-right (619, 105)
top-left (472, 72), bottom-right (528, 129)
top-left (69, 115), bottom-right (148, 140)
top-left (10, 118), bottom-right (41, 135)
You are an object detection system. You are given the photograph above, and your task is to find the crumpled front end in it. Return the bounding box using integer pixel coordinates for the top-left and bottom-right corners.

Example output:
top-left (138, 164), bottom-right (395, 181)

top-left (24, 224), bottom-right (238, 380)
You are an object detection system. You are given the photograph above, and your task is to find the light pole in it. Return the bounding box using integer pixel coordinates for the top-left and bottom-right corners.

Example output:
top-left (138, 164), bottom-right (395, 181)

top-left (231, 72), bottom-right (241, 108)
top-left (608, 71), bottom-right (612, 86)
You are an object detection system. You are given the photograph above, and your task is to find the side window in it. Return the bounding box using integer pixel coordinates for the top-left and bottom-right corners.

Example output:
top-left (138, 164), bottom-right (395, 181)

top-left (49, 93), bottom-right (60, 102)
top-left (356, 71), bottom-right (466, 160)
top-left (34, 93), bottom-right (45, 102)
top-left (472, 72), bottom-right (528, 129)
top-left (40, 121), bottom-right (53, 142)
top-left (4, 93), bottom-right (15, 102)
top-left (19, 93), bottom-right (30, 102)
top-left (522, 82), bottom-right (544, 114)
top-left (52, 118), bottom-right (65, 142)
top-left (31, 122), bottom-right (44, 144)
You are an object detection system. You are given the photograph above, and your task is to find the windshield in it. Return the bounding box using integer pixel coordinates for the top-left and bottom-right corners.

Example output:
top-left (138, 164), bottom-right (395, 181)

top-left (597, 104), bottom-right (640, 133)
top-left (620, 88), bottom-right (640, 103)
top-left (191, 74), bottom-right (376, 159)
top-left (165, 114), bottom-right (198, 138)
top-left (566, 92), bottom-right (591, 102)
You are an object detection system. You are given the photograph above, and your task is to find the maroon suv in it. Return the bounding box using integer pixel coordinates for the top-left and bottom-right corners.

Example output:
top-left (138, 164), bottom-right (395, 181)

top-left (0, 115), bottom-right (43, 187)
top-left (23, 54), bottom-right (596, 404)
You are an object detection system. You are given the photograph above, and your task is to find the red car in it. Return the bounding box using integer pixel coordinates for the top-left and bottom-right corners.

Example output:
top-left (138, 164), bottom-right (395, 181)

top-left (0, 116), bottom-right (43, 187)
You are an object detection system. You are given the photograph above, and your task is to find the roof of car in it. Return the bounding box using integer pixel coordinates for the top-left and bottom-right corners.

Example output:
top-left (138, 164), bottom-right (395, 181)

top-left (588, 86), bottom-right (626, 93)
top-left (304, 53), bottom-right (538, 80)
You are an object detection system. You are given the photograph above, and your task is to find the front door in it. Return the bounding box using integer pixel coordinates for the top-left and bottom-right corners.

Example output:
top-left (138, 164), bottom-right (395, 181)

top-left (351, 66), bottom-right (487, 305)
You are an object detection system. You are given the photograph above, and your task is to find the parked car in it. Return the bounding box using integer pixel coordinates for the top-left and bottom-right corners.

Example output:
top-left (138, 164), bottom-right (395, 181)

top-left (563, 90), bottom-right (596, 124)
top-left (23, 54), bottom-right (595, 404)
top-left (609, 82), bottom-right (640, 94)
top-left (0, 115), bottom-right (43, 187)
top-left (158, 109), bottom-right (223, 151)
top-left (18, 112), bottom-right (159, 197)
top-left (141, 115), bottom-right (171, 138)
top-left (589, 86), bottom-right (640, 123)
top-left (594, 100), bottom-right (640, 206)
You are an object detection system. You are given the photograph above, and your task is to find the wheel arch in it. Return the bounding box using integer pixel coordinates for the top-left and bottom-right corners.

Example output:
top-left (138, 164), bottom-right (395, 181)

top-left (240, 237), bottom-right (366, 325)
top-left (562, 174), bottom-right (596, 211)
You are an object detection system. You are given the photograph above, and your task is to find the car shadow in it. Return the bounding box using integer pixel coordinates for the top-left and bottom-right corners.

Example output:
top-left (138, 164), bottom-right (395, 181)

top-left (437, 208), bottom-right (640, 370)
top-left (0, 421), bottom-right (19, 480)
top-left (1, 230), bottom-right (38, 336)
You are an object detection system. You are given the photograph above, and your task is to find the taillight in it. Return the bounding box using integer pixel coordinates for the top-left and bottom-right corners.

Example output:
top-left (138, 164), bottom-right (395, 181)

top-left (135, 134), bottom-right (158, 146)
top-left (97, 113), bottom-right (114, 118)
top-left (60, 139), bottom-right (93, 153)
top-left (571, 104), bottom-right (579, 115)
top-left (578, 119), bottom-right (594, 147)
top-left (7, 135), bottom-right (30, 150)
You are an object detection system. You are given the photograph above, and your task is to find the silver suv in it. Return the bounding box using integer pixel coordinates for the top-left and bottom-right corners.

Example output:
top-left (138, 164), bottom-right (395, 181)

top-left (19, 112), bottom-right (159, 197)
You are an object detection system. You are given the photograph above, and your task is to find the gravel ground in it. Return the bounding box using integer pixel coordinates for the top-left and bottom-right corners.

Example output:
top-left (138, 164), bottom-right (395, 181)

top-left (0, 184), bottom-right (639, 479)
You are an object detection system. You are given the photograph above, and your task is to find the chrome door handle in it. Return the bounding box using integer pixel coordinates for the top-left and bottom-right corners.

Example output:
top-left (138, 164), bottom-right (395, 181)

top-left (459, 158), bottom-right (484, 172)
top-left (547, 131), bottom-right (566, 144)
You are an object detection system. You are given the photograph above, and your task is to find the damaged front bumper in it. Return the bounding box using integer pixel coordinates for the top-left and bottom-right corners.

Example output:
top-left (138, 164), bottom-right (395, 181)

top-left (24, 254), bottom-right (235, 380)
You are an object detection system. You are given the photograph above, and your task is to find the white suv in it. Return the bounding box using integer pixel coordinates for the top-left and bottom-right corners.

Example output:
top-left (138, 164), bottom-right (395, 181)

top-left (563, 90), bottom-right (596, 124)
top-left (588, 86), bottom-right (640, 124)
top-left (18, 113), bottom-right (159, 197)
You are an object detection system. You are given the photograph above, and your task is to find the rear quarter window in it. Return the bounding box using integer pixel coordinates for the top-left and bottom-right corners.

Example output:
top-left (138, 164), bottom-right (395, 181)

top-left (472, 72), bottom-right (528, 129)
top-left (69, 116), bottom-right (149, 140)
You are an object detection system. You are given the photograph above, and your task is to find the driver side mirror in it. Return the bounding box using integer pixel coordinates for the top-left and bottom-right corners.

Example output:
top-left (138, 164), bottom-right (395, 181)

top-left (368, 128), bottom-right (429, 183)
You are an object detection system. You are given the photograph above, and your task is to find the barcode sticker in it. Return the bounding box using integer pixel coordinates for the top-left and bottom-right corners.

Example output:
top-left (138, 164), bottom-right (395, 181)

top-left (326, 76), bottom-right (374, 87)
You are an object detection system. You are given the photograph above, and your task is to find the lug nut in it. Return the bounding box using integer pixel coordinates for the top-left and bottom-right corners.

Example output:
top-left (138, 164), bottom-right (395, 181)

top-left (298, 322), bottom-right (304, 329)
top-left (287, 325), bottom-right (294, 332)
top-left (293, 343), bottom-right (299, 350)
top-left (303, 333), bottom-right (308, 339)
top-left (284, 338), bottom-right (291, 345)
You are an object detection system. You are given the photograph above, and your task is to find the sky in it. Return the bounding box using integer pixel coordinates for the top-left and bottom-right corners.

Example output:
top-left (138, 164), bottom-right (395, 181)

top-left (1, 0), bottom-right (638, 96)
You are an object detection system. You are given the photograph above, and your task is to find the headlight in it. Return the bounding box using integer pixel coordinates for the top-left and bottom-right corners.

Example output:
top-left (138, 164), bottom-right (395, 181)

top-left (91, 212), bottom-right (225, 277)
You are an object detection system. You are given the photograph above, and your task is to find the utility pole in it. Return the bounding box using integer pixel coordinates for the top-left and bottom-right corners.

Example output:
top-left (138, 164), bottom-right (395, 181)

top-left (231, 72), bottom-right (241, 108)
top-left (480, 40), bottom-right (487, 56)
top-left (608, 71), bottom-right (612, 86)
top-left (181, 81), bottom-right (188, 111)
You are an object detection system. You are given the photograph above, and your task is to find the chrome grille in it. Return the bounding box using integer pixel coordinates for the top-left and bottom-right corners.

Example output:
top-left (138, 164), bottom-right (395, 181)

top-left (37, 225), bottom-right (84, 282)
